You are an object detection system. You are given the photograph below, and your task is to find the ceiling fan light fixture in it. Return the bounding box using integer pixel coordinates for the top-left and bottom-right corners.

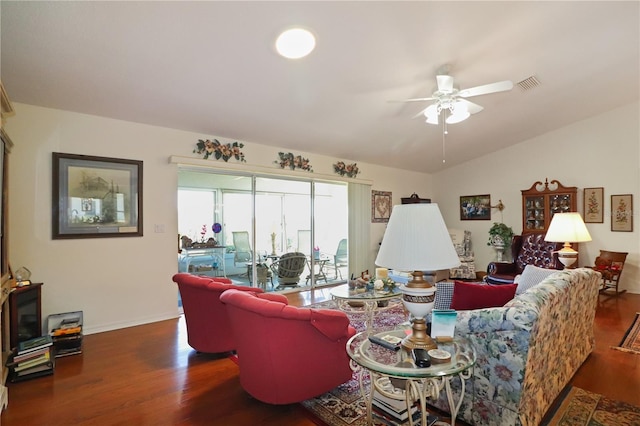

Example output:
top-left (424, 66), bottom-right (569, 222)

top-left (424, 104), bottom-right (439, 124)
top-left (446, 101), bottom-right (470, 124)
top-left (276, 28), bottom-right (316, 59)
top-left (446, 111), bottom-right (470, 124)
top-left (425, 115), bottom-right (439, 125)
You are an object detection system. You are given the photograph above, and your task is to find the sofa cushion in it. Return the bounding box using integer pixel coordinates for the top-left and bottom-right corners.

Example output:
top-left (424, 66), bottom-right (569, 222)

top-left (515, 264), bottom-right (560, 295)
top-left (450, 281), bottom-right (517, 310)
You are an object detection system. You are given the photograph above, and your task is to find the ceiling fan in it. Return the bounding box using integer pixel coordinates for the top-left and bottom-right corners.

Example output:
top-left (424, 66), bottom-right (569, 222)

top-left (402, 68), bottom-right (513, 125)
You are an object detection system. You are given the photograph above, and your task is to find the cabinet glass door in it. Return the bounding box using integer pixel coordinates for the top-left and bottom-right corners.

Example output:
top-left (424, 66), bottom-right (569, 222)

top-left (549, 194), bottom-right (572, 219)
top-left (525, 196), bottom-right (545, 231)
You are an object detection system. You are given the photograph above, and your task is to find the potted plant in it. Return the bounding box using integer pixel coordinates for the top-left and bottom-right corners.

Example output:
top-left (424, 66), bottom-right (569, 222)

top-left (487, 222), bottom-right (514, 262)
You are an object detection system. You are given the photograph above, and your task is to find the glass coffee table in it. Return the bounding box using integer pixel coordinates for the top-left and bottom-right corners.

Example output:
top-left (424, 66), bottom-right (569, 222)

top-left (347, 329), bottom-right (476, 426)
top-left (330, 283), bottom-right (402, 333)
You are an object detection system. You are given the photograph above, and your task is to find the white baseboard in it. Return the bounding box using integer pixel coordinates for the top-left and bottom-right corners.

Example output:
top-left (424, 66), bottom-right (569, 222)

top-left (83, 312), bottom-right (181, 335)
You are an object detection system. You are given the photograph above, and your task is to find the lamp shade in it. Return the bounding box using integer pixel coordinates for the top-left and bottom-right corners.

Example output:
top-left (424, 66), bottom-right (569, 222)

top-left (544, 213), bottom-right (592, 243)
top-left (375, 204), bottom-right (460, 271)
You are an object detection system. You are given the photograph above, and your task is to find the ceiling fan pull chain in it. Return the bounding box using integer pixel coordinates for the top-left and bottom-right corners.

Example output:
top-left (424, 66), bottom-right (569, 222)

top-left (442, 113), bottom-right (446, 163)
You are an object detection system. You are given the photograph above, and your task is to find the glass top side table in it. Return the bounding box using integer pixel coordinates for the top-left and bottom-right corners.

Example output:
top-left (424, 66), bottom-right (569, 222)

top-left (347, 329), bottom-right (476, 426)
top-left (330, 283), bottom-right (402, 333)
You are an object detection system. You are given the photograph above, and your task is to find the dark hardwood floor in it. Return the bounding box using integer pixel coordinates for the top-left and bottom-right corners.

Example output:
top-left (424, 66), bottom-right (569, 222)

top-left (1, 288), bottom-right (638, 425)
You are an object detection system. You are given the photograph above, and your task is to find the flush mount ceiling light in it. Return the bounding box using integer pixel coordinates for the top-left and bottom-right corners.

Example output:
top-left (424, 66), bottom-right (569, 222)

top-left (275, 28), bottom-right (316, 59)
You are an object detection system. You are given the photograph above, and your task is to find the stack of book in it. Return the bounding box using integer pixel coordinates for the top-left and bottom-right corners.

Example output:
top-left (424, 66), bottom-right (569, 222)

top-left (48, 312), bottom-right (83, 357)
top-left (372, 391), bottom-right (438, 426)
top-left (7, 335), bottom-right (55, 382)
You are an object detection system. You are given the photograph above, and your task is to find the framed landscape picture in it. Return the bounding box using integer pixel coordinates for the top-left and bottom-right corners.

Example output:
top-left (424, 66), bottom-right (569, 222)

top-left (584, 187), bottom-right (604, 223)
top-left (371, 190), bottom-right (392, 223)
top-left (611, 194), bottom-right (633, 232)
top-left (52, 153), bottom-right (143, 239)
top-left (460, 194), bottom-right (491, 221)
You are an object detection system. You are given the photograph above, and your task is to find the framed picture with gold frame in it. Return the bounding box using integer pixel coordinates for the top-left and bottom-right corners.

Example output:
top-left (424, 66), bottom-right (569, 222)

top-left (583, 187), bottom-right (604, 223)
top-left (371, 190), bottom-right (392, 223)
top-left (611, 194), bottom-right (633, 232)
top-left (460, 194), bottom-right (491, 221)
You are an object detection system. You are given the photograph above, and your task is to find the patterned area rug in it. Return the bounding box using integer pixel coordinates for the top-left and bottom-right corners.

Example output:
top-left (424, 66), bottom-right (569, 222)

top-left (306, 299), bottom-right (408, 334)
top-left (547, 386), bottom-right (640, 425)
top-left (611, 312), bottom-right (640, 355)
top-left (300, 300), bottom-right (450, 426)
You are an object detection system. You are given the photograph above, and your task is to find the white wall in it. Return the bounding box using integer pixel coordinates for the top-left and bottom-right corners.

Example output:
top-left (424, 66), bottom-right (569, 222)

top-left (434, 102), bottom-right (640, 293)
top-left (6, 103), bottom-right (432, 334)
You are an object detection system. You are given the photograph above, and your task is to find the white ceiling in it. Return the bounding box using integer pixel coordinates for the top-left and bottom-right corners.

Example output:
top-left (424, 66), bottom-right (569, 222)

top-left (1, 1), bottom-right (639, 173)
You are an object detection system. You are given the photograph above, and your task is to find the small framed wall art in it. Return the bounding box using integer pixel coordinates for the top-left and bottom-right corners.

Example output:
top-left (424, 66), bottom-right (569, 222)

top-left (611, 194), bottom-right (633, 232)
top-left (52, 152), bottom-right (143, 239)
top-left (371, 190), bottom-right (392, 223)
top-left (460, 194), bottom-right (491, 221)
top-left (583, 187), bottom-right (604, 223)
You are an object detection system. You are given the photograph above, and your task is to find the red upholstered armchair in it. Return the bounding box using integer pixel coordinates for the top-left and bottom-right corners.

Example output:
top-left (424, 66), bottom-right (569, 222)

top-left (219, 289), bottom-right (356, 404)
top-left (486, 234), bottom-right (564, 284)
top-left (172, 273), bottom-right (263, 353)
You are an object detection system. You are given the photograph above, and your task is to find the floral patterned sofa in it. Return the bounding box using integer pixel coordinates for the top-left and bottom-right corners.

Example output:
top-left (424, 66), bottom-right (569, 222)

top-left (430, 268), bottom-right (601, 426)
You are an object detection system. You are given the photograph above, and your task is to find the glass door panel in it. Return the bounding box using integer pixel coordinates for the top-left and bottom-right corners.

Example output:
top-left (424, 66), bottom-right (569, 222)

top-left (315, 182), bottom-right (348, 283)
top-left (178, 169), bottom-right (349, 291)
top-left (256, 178), bottom-right (311, 289)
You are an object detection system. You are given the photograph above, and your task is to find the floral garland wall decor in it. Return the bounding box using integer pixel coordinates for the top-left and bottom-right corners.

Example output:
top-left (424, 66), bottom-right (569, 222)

top-left (194, 139), bottom-right (246, 162)
top-left (274, 152), bottom-right (313, 172)
top-left (333, 161), bottom-right (360, 178)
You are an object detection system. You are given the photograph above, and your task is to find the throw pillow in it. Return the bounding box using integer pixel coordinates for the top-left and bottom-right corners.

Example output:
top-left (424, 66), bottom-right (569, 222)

top-left (434, 281), bottom-right (455, 310)
top-left (450, 281), bottom-right (517, 310)
top-left (516, 264), bottom-right (560, 295)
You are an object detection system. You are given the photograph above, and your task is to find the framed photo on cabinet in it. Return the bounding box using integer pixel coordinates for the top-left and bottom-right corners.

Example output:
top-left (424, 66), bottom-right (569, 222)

top-left (611, 194), bottom-right (633, 232)
top-left (583, 187), bottom-right (604, 223)
top-left (52, 153), bottom-right (143, 239)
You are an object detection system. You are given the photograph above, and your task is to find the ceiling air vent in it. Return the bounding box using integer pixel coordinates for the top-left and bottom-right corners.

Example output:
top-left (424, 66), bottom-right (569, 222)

top-left (517, 76), bottom-right (541, 91)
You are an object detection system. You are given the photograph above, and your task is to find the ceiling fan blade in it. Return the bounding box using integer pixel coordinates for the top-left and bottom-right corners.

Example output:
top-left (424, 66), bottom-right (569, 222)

top-left (389, 96), bottom-right (437, 103)
top-left (412, 105), bottom-right (432, 119)
top-left (458, 99), bottom-right (484, 114)
top-left (458, 80), bottom-right (513, 98)
top-left (436, 75), bottom-right (454, 93)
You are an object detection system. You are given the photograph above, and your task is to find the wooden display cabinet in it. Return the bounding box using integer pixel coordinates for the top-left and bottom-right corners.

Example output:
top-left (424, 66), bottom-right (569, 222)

top-left (9, 283), bottom-right (43, 350)
top-left (522, 179), bottom-right (577, 234)
top-left (1, 81), bottom-right (15, 413)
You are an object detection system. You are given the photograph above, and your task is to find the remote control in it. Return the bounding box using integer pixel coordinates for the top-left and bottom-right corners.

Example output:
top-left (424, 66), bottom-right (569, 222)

top-left (411, 348), bottom-right (431, 367)
top-left (368, 335), bottom-right (401, 351)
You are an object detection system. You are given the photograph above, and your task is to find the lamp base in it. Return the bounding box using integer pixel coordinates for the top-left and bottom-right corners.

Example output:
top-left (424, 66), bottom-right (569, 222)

top-left (557, 244), bottom-right (578, 269)
top-left (401, 317), bottom-right (438, 351)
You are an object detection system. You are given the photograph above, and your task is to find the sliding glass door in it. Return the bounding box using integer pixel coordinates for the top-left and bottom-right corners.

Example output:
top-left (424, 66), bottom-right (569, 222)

top-left (177, 169), bottom-right (348, 291)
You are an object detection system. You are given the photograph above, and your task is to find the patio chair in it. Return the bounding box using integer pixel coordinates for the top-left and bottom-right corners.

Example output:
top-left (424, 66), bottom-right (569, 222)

top-left (232, 231), bottom-right (252, 273)
top-left (325, 238), bottom-right (348, 280)
top-left (270, 252), bottom-right (307, 289)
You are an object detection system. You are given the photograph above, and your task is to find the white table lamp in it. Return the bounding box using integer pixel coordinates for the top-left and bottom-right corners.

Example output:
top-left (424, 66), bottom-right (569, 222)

top-left (544, 212), bottom-right (592, 269)
top-left (375, 204), bottom-right (460, 350)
